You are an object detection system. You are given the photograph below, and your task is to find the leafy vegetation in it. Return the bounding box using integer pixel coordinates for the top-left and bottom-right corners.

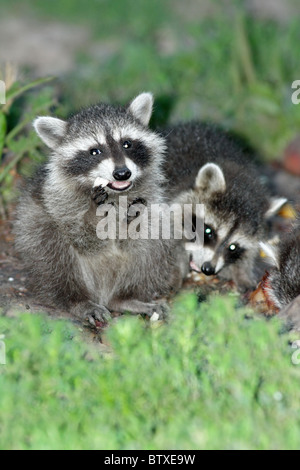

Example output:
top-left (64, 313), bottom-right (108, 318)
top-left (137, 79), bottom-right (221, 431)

top-left (0, 295), bottom-right (299, 450)
top-left (53, 1), bottom-right (300, 158)
top-left (0, 65), bottom-right (55, 214)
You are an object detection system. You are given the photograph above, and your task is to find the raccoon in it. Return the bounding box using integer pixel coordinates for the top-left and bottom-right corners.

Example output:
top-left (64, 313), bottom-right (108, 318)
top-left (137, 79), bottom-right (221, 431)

top-left (14, 93), bottom-right (186, 325)
top-left (162, 122), bottom-right (286, 291)
top-left (260, 224), bottom-right (300, 310)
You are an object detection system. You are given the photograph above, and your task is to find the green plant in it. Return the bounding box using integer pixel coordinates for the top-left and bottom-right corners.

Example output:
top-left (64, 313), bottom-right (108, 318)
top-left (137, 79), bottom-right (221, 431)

top-left (0, 65), bottom-right (55, 215)
top-left (0, 294), bottom-right (299, 450)
top-left (228, 13), bottom-right (300, 158)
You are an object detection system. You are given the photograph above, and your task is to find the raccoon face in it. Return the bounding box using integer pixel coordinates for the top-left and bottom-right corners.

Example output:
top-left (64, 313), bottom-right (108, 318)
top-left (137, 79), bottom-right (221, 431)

top-left (33, 93), bottom-right (165, 193)
top-left (189, 218), bottom-right (254, 276)
top-left (181, 163), bottom-right (287, 280)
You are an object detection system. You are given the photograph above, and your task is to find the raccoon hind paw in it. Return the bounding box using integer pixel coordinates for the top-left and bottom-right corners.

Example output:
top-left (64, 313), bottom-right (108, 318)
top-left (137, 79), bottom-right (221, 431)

top-left (85, 304), bottom-right (111, 328)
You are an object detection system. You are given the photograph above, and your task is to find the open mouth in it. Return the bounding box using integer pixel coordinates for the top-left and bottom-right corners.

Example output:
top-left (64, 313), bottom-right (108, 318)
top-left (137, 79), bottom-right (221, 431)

top-left (189, 260), bottom-right (201, 273)
top-left (107, 181), bottom-right (132, 191)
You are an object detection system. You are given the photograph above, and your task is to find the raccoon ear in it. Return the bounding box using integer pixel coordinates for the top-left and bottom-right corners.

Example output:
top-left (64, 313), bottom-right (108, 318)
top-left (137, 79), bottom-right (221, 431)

top-left (195, 163), bottom-right (226, 195)
top-left (259, 242), bottom-right (280, 269)
top-left (264, 197), bottom-right (288, 219)
top-left (33, 117), bottom-right (67, 149)
top-left (128, 92), bottom-right (154, 126)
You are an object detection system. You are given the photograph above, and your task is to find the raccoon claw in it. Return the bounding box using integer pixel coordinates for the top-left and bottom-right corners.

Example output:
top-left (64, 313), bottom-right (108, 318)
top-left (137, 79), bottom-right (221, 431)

top-left (131, 197), bottom-right (147, 206)
top-left (156, 302), bottom-right (170, 320)
top-left (91, 185), bottom-right (108, 205)
top-left (127, 197), bottom-right (147, 223)
top-left (147, 302), bottom-right (170, 320)
top-left (85, 305), bottom-right (111, 328)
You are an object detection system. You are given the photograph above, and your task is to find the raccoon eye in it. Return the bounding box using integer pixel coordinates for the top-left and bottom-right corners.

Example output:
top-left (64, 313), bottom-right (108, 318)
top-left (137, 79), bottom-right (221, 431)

top-left (204, 224), bottom-right (216, 245)
top-left (123, 141), bottom-right (132, 149)
top-left (90, 148), bottom-right (102, 156)
top-left (204, 225), bottom-right (214, 239)
top-left (226, 243), bottom-right (245, 264)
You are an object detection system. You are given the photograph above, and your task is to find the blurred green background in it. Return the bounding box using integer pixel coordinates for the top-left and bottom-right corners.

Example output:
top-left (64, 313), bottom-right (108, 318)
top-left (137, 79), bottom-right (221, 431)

top-left (1, 294), bottom-right (300, 450)
top-left (0, 0), bottom-right (300, 212)
top-left (1, 0), bottom-right (300, 450)
top-left (2, 0), bottom-right (299, 141)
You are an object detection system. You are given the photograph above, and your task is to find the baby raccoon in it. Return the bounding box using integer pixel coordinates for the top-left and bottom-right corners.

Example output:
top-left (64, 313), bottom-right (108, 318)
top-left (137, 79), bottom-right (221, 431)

top-left (162, 122), bottom-right (286, 292)
top-left (14, 93), bottom-right (186, 325)
top-left (260, 225), bottom-right (300, 310)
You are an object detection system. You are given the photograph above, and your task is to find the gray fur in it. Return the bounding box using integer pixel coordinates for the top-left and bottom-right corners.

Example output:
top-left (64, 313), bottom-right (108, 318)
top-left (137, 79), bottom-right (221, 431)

top-left (162, 122), bottom-right (286, 292)
top-left (264, 224), bottom-right (300, 309)
top-left (14, 93), bottom-right (187, 324)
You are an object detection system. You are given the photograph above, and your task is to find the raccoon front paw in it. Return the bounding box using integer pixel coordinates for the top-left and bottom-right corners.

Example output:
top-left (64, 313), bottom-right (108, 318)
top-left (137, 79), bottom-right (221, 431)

top-left (84, 304), bottom-right (111, 328)
top-left (91, 185), bottom-right (108, 205)
top-left (151, 302), bottom-right (170, 320)
top-left (130, 197), bottom-right (147, 206)
top-left (127, 197), bottom-right (147, 223)
top-left (143, 301), bottom-right (170, 320)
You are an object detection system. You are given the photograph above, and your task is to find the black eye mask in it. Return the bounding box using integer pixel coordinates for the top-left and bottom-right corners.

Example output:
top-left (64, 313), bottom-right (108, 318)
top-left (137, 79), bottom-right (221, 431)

top-left (225, 243), bottom-right (246, 264)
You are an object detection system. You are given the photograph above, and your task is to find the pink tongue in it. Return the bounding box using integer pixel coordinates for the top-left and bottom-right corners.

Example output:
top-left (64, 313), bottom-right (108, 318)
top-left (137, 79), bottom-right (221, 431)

top-left (110, 181), bottom-right (131, 190)
top-left (190, 260), bottom-right (201, 273)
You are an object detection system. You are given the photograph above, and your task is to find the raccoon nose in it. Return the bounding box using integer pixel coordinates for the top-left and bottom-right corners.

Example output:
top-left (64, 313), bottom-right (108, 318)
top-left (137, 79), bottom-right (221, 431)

top-left (201, 262), bottom-right (215, 276)
top-left (113, 167), bottom-right (132, 181)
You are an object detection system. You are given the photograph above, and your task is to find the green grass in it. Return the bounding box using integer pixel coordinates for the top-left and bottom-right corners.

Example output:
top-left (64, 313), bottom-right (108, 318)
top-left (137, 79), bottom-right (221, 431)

top-left (0, 294), bottom-right (299, 450)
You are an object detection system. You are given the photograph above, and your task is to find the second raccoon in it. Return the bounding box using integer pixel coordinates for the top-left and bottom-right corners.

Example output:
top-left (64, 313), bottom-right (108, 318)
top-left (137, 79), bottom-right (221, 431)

top-left (162, 122), bottom-right (286, 291)
top-left (259, 224), bottom-right (300, 311)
